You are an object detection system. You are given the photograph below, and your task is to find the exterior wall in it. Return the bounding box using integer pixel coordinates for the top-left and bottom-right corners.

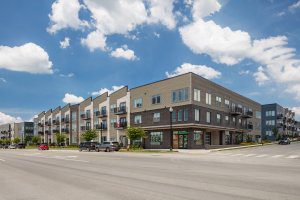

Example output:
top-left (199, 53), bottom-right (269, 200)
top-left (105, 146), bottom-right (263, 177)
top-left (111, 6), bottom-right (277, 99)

top-left (37, 111), bottom-right (45, 143)
top-left (0, 123), bottom-right (11, 140)
top-left (70, 104), bottom-right (79, 144)
top-left (45, 109), bottom-right (53, 143)
top-left (79, 97), bottom-right (93, 142)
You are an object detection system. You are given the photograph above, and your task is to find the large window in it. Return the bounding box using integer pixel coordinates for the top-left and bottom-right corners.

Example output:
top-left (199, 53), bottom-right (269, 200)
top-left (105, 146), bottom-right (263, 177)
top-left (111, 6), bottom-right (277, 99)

top-left (256, 111), bottom-right (261, 119)
top-left (217, 114), bottom-right (221, 124)
top-left (194, 89), bottom-right (201, 102)
top-left (266, 120), bottom-right (275, 126)
top-left (152, 94), bottom-right (161, 104)
top-left (110, 104), bottom-right (116, 113)
top-left (195, 109), bottom-right (200, 122)
top-left (172, 111), bottom-right (176, 122)
top-left (225, 115), bottom-right (229, 124)
top-left (266, 131), bottom-right (273, 136)
top-left (216, 96), bottom-right (222, 107)
top-left (134, 98), bottom-right (142, 108)
top-left (178, 110), bottom-right (183, 121)
top-left (225, 99), bottom-right (230, 108)
top-left (184, 109), bottom-right (188, 121)
top-left (150, 132), bottom-right (163, 145)
top-left (194, 131), bottom-right (203, 145)
top-left (153, 113), bottom-right (160, 122)
top-left (206, 93), bottom-right (211, 105)
top-left (266, 110), bottom-right (275, 117)
top-left (232, 117), bottom-right (236, 125)
top-left (172, 88), bottom-right (189, 103)
top-left (206, 112), bottom-right (211, 123)
top-left (134, 115), bottom-right (142, 124)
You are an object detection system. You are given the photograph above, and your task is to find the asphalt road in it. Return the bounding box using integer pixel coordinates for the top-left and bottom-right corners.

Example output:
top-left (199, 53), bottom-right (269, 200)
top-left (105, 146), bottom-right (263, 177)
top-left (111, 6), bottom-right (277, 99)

top-left (0, 143), bottom-right (299, 200)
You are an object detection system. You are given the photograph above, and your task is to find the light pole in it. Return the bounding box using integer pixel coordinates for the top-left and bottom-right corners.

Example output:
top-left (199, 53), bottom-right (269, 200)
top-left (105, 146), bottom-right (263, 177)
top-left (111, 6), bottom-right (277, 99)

top-left (100, 122), bottom-right (103, 144)
top-left (169, 107), bottom-right (173, 151)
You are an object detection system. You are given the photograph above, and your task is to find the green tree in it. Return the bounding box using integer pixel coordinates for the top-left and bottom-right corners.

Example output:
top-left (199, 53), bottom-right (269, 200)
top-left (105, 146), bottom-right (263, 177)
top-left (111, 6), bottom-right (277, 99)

top-left (13, 137), bottom-right (21, 144)
top-left (272, 128), bottom-right (279, 141)
top-left (0, 139), bottom-right (4, 145)
top-left (32, 136), bottom-right (40, 144)
top-left (4, 138), bottom-right (10, 144)
top-left (81, 129), bottom-right (97, 142)
top-left (125, 126), bottom-right (146, 148)
top-left (55, 132), bottom-right (66, 146)
top-left (24, 135), bottom-right (32, 145)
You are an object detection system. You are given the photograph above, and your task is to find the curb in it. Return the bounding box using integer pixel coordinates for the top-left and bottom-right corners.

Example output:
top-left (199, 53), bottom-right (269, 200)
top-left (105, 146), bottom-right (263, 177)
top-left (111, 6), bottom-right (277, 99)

top-left (210, 143), bottom-right (274, 152)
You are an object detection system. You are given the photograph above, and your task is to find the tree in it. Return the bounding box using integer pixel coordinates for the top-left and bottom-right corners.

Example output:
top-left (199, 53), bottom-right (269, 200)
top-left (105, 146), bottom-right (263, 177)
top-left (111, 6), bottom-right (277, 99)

top-left (13, 137), bottom-right (21, 144)
top-left (0, 139), bottom-right (4, 145)
top-left (32, 136), bottom-right (40, 144)
top-left (4, 138), bottom-right (10, 144)
top-left (81, 129), bottom-right (97, 142)
top-left (55, 132), bottom-right (66, 146)
top-left (24, 135), bottom-right (32, 144)
top-left (125, 126), bottom-right (146, 148)
top-left (272, 128), bottom-right (279, 141)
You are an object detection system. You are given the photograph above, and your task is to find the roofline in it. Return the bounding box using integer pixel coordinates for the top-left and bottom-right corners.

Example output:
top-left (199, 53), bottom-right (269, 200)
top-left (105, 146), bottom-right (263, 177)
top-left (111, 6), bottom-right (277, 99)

top-left (109, 86), bottom-right (128, 96)
top-left (92, 91), bottom-right (108, 101)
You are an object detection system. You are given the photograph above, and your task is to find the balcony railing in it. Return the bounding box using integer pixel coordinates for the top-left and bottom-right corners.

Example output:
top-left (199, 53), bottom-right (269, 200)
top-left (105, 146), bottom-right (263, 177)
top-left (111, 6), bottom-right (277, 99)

top-left (45, 130), bottom-right (50, 135)
top-left (80, 126), bottom-right (91, 131)
top-left (38, 131), bottom-right (44, 135)
top-left (52, 129), bottom-right (59, 134)
top-left (95, 124), bottom-right (107, 130)
top-left (242, 110), bottom-right (253, 118)
top-left (61, 128), bottom-right (69, 133)
top-left (115, 107), bottom-right (127, 115)
top-left (114, 122), bottom-right (127, 129)
top-left (277, 114), bottom-right (284, 119)
top-left (38, 123), bottom-right (44, 127)
top-left (81, 113), bottom-right (91, 120)
top-left (45, 121), bottom-right (51, 126)
top-left (52, 120), bottom-right (60, 125)
top-left (230, 107), bottom-right (243, 116)
top-left (247, 123), bottom-right (253, 130)
top-left (277, 122), bottom-right (284, 128)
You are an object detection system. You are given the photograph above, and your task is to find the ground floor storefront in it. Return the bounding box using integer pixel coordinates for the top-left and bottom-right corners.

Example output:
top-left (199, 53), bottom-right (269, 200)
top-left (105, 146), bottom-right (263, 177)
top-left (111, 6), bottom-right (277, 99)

top-left (143, 128), bottom-right (253, 149)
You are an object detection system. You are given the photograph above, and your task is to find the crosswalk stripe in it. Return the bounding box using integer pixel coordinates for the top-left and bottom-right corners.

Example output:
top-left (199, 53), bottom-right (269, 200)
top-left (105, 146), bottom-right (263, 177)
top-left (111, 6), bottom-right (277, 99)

top-left (271, 155), bottom-right (284, 158)
top-left (286, 155), bottom-right (299, 159)
top-left (255, 154), bottom-right (268, 158)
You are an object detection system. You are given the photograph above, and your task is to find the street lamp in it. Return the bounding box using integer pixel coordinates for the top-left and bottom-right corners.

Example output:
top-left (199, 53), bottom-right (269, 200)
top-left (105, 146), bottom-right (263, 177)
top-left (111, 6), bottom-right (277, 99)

top-left (169, 107), bottom-right (173, 151)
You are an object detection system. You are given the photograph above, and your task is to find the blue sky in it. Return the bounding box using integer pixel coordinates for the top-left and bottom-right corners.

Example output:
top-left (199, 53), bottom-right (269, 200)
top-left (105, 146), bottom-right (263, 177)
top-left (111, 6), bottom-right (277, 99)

top-left (0, 0), bottom-right (300, 123)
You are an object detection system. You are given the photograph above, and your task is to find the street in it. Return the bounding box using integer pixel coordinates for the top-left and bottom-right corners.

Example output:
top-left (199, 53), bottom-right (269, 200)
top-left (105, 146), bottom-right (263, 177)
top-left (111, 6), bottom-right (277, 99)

top-left (0, 143), bottom-right (300, 200)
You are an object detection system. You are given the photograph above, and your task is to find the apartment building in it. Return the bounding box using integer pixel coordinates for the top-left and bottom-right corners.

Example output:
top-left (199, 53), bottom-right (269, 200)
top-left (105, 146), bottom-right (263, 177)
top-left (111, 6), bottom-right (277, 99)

top-left (92, 92), bottom-right (109, 143)
top-left (109, 86), bottom-right (130, 145)
top-left (61, 103), bottom-right (79, 145)
top-left (261, 104), bottom-right (297, 140)
top-left (0, 123), bottom-right (11, 140)
top-left (0, 122), bottom-right (34, 141)
top-left (130, 73), bottom-right (261, 149)
top-left (79, 97), bottom-right (93, 143)
top-left (37, 111), bottom-right (45, 142)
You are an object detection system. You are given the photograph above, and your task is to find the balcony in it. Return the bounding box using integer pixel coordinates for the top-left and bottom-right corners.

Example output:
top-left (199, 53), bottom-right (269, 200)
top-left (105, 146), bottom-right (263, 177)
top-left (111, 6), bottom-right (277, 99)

top-left (80, 126), bottom-right (91, 131)
top-left (94, 111), bottom-right (100, 117)
top-left (52, 120), bottom-right (60, 125)
top-left (45, 130), bottom-right (50, 135)
top-left (38, 123), bottom-right (44, 127)
top-left (277, 114), bottom-right (284, 119)
top-left (38, 131), bottom-right (44, 135)
top-left (230, 107), bottom-right (243, 116)
top-left (247, 123), bottom-right (253, 130)
top-left (95, 124), bottom-right (107, 130)
top-left (61, 128), bottom-right (70, 133)
top-left (81, 113), bottom-right (91, 120)
top-left (277, 122), bottom-right (284, 128)
top-left (242, 110), bottom-right (253, 118)
top-left (45, 121), bottom-right (51, 126)
top-left (52, 129), bottom-right (59, 134)
top-left (114, 122), bottom-right (127, 130)
top-left (115, 107), bottom-right (127, 115)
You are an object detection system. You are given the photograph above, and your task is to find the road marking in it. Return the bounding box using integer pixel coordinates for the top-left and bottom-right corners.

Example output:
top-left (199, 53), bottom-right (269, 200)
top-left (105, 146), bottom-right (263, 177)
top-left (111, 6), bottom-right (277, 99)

top-left (0, 158), bottom-right (5, 162)
top-left (255, 154), bottom-right (268, 158)
top-left (286, 155), bottom-right (299, 159)
top-left (243, 154), bottom-right (256, 157)
top-left (20, 154), bottom-right (89, 163)
top-left (271, 155), bottom-right (284, 158)
top-left (230, 154), bottom-right (244, 157)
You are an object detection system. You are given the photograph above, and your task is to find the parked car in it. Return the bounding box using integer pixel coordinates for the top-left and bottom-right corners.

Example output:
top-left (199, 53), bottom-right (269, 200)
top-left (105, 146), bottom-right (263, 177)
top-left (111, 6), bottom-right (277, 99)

top-left (17, 143), bottom-right (26, 149)
top-left (79, 142), bottom-right (98, 152)
top-left (278, 138), bottom-right (291, 145)
top-left (38, 143), bottom-right (49, 150)
top-left (95, 141), bottom-right (120, 152)
top-left (1, 144), bottom-right (9, 149)
top-left (8, 144), bottom-right (16, 149)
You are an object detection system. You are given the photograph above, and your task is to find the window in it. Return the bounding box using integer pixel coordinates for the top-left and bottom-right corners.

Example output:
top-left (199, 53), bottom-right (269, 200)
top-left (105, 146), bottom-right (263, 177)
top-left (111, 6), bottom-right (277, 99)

top-left (206, 112), bottom-right (211, 123)
top-left (266, 131), bottom-right (273, 136)
top-left (184, 109), bottom-right (188, 121)
top-left (206, 93), bottom-right (211, 105)
top-left (266, 110), bottom-right (275, 117)
top-left (195, 109), bottom-right (200, 122)
top-left (225, 115), bottom-right (229, 124)
top-left (239, 118), bottom-right (242, 124)
top-left (150, 132), bottom-right (163, 145)
top-left (110, 104), bottom-right (116, 113)
top-left (134, 115), bottom-right (142, 124)
top-left (152, 94), bottom-right (161, 104)
top-left (178, 110), bottom-right (183, 121)
top-left (172, 88), bottom-right (189, 103)
top-left (110, 118), bottom-right (117, 127)
top-left (153, 113), bottom-right (160, 122)
top-left (216, 96), bottom-right (222, 107)
top-left (134, 98), bottom-right (142, 108)
top-left (266, 120), bottom-right (275, 126)
top-left (101, 106), bottom-right (107, 115)
top-left (172, 111), bottom-right (176, 122)
top-left (225, 99), bottom-right (230, 108)
top-left (232, 103), bottom-right (236, 109)
top-left (232, 117), bottom-right (236, 125)
top-left (194, 89), bottom-right (201, 102)
top-left (256, 111), bottom-right (261, 119)
top-left (194, 131), bottom-right (203, 145)
top-left (217, 114), bottom-right (221, 124)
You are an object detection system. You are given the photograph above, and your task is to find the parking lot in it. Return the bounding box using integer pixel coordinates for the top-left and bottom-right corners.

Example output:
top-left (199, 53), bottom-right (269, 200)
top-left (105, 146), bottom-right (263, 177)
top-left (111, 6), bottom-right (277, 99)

top-left (0, 142), bottom-right (299, 200)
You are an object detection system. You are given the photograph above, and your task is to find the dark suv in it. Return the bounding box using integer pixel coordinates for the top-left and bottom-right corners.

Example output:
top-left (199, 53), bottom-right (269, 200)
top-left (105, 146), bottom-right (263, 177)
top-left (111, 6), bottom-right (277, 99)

top-left (79, 142), bottom-right (99, 151)
top-left (95, 141), bottom-right (121, 152)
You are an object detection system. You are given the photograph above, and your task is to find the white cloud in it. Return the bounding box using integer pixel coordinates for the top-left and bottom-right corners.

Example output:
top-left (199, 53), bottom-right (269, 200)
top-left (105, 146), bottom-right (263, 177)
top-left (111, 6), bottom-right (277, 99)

top-left (81, 31), bottom-right (107, 52)
top-left (60, 37), bottom-right (70, 49)
top-left (0, 112), bottom-right (23, 125)
top-left (110, 45), bottom-right (137, 60)
top-left (286, 84), bottom-right (300, 101)
top-left (239, 70), bottom-right (250, 75)
top-left (59, 73), bottom-right (74, 78)
top-left (253, 66), bottom-right (269, 86)
top-left (166, 63), bottom-right (221, 79)
top-left (28, 114), bottom-right (38, 122)
top-left (0, 78), bottom-right (7, 83)
top-left (277, 11), bottom-right (285, 17)
top-left (192, 0), bottom-right (221, 20)
top-left (154, 32), bottom-right (160, 38)
top-left (147, 0), bottom-right (176, 29)
top-left (0, 43), bottom-right (53, 74)
top-left (289, 0), bottom-right (300, 11)
top-left (47, 0), bottom-right (88, 34)
top-left (62, 93), bottom-right (84, 104)
top-left (91, 85), bottom-right (124, 96)
top-left (290, 106), bottom-right (300, 121)
top-left (179, 19), bottom-right (252, 65)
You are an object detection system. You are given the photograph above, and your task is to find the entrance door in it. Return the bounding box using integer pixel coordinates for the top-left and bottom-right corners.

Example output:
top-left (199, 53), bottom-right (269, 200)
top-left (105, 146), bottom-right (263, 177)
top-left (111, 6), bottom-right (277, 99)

top-left (205, 132), bottom-right (211, 145)
top-left (178, 134), bottom-right (188, 149)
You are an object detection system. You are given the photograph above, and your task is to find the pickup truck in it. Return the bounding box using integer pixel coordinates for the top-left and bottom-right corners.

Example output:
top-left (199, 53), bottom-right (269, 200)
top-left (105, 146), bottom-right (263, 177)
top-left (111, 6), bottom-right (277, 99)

top-left (95, 141), bottom-right (120, 152)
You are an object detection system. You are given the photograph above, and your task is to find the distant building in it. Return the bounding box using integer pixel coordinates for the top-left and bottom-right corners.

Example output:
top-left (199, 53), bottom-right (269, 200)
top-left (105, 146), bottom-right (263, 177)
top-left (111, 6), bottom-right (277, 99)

top-left (0, 122), bottom-right (34, 142)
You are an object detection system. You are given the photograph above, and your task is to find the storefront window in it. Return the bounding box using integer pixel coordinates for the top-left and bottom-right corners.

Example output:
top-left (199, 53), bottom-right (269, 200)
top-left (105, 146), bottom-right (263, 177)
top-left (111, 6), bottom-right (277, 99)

top-left (150, 132), bottom-right (163, 145)
top-left (194, 131), bottom-right (203, 145)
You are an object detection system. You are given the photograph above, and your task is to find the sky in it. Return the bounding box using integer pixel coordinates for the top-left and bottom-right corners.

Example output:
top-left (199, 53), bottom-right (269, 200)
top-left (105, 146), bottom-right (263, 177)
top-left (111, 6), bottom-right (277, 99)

top-left (0, 0), bottom-right (300, 123)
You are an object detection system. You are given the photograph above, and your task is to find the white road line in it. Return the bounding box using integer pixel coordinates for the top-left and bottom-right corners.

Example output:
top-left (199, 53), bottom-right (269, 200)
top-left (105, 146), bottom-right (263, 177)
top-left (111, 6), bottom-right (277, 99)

top-left (0, 158), bottom-right (5, 162)
top-left (255, 154), bottom-right (268, 158)
top-left (243, 154), bottom-right (256, 157)
top-left (21, 154), bottom-right (89, 163)
top-left (230, 154), bottom-right (244, 157)
top-left (286, 155), bottom-right (299, 159)
top-left (271, 155), bottom-right (284, 158)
